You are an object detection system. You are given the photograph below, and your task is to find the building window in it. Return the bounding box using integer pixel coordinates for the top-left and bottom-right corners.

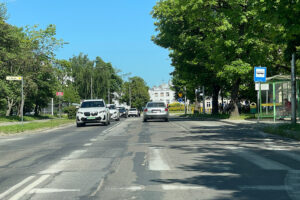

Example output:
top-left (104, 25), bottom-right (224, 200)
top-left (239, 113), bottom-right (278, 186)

top-left (160, 92), bottom-right (164, 97)
top-left (206, 102), bottom-right (211, 108)
top-left (155, 93), bottom-right (158, 97)
top-left (166, 92), bottom-right (170, 97)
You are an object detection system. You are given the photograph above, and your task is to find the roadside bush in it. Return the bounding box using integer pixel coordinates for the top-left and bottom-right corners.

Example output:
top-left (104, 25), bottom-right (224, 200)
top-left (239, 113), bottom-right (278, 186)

top-left (63, 106), bottom-right (77, 119)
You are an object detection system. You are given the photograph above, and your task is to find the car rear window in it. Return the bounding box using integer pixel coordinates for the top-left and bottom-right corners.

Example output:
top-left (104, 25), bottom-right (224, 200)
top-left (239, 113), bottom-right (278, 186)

top-left (81, 101), bottom-right (104, 108)
top-left (109, 105), bottom-right (116, 109)
top-left (130, 108), bottom-right (137, 111)
top-left (147, 102), bottom-right (165, 108)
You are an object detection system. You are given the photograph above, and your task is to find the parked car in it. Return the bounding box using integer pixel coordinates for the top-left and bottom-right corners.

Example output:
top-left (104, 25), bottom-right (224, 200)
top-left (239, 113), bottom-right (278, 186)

top-left (143, 102), bottom-right (169, 122)
top-left (117, 107), bottom-right (128, 118)
top-left (107, 104), bottom-right (120, 121)
top-left (76, 99), bottom-right (110, 127)
top-left (128, 108), bottom-right (140, 117)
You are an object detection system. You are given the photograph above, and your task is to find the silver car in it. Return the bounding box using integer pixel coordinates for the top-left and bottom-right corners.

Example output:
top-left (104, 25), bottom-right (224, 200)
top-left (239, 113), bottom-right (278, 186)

top-left (143, 102), bottom-right (169, 122)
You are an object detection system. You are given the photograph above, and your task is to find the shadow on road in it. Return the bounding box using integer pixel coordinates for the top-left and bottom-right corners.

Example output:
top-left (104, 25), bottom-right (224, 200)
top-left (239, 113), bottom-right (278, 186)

top-left (150, 117), bottom-right (294, 200)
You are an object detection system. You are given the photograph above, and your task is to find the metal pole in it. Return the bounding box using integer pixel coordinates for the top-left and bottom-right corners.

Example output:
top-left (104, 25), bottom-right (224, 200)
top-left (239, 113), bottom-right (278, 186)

top-left (129, 86), bottom-right (131, 107)
top-left (21, 77), bottom-right (24, 129)
top-left (291, 53), bottom-right (297, 124)
top-left (91, 76), bottom-right (93, 99)
top-left (202, 86), bottom-right (205, 114)
top-left (51, 98), bottom-right (54, 116)
top-left (259, 82), bottom-right (262, 121)
top-left (184, 86), bottom-right (187, 115)
top-left (273, 82), bottom-right (276, 123)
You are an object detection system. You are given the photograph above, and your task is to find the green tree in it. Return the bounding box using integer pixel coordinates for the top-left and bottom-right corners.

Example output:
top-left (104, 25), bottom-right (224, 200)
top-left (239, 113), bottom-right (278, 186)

top-left (121, 76), bottom-right (150, 110)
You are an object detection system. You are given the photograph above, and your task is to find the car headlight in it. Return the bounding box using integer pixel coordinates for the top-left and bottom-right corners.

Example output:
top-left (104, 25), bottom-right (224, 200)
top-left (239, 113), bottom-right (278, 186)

top-left (77, 112), bottom-right (83, 115)
top-left (99, 110), bottom-right (106, 114)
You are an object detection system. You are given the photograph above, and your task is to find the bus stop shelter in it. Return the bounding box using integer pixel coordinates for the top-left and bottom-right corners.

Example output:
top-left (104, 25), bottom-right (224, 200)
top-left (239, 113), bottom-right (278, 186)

top-left (257, 75), bottom-right (300, 122)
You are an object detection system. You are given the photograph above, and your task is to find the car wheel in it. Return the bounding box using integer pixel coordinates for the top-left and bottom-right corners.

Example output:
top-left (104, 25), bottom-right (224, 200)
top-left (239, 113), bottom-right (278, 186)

top-left (143, 118), bottom-right (147, 122)
top-left (76, 122), bottom-right (81, 127)
top-left (165, 118), bottom-right (169, 122)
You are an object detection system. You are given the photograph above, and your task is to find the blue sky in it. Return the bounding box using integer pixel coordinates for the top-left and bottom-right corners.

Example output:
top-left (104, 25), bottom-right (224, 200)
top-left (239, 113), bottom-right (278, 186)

top-left (4, 0), bottom-right (172, 87)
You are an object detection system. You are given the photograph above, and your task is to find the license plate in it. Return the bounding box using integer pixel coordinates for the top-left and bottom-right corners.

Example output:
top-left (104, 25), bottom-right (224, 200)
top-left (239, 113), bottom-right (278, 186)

top-left (87, 116), bottom-right (96, 120)
top-left (152, 110), bottom-right (160, 113)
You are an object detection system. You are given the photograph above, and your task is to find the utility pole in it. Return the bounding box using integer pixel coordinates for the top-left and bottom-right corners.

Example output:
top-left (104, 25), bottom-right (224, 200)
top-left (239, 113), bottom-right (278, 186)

top-left (129, 85), bottom-right (131, 107)
top-left (91, 76), bottom-right (93, 99)
top-left (291, 53), bottom-right (297, 124)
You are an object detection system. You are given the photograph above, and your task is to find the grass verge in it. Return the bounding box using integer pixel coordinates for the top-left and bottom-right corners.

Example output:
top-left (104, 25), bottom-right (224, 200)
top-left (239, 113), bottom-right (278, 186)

top-left (0, 115), bottom-right (55, 123)
top-left (262, 124), bottom-right (300, 140)
top-left (0, 118), bottom-right (74, 134)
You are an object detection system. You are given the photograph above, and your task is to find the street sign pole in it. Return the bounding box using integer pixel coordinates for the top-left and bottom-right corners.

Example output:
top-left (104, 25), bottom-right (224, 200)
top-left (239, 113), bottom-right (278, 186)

top-left (291, 53), bottom-right (297, 124)
top-left (21, 78), bottom-right (24, 128)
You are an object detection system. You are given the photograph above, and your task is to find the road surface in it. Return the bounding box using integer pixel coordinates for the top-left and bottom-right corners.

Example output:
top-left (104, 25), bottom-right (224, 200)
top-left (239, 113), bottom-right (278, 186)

top-left (0, 117), bottom-right (300, 200)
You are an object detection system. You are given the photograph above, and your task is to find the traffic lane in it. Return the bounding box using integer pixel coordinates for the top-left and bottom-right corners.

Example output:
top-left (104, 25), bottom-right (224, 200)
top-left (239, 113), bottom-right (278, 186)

top-left (0, 118), bottom-right (123, 199)
top-left (27, 117), bottom-right (134, 200)
top-left (151, 120), bottom-right (300, 200)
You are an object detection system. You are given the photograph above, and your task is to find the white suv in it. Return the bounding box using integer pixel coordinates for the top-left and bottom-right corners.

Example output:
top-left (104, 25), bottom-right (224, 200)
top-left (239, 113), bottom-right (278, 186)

top-left (76, 99), bottom-right (110, 127)
top-left (107, 104), bottom-right (120, 121)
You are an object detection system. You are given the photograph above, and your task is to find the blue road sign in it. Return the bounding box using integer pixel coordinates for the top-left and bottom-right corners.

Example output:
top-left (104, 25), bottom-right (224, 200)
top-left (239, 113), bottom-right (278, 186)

top-left (178, 98), bottom-right (183, 103)
top-left (254, 67), bottom-right (267, 82)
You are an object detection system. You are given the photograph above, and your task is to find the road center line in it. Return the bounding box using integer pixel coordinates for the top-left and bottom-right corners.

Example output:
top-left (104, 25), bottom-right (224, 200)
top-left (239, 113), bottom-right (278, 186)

top-left (0, 176), bottom-right (35, 199)
top-left (149, 148), bottom-right (170, 171)
top-left (9, 175), bottom-right (50, 200)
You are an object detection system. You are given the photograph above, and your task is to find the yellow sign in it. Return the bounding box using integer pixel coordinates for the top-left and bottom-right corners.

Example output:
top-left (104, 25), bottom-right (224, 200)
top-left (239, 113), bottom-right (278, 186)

top-left (178, 92), bottom-right (183, 98)
top-left (6, 76), bottom-right (22, 81)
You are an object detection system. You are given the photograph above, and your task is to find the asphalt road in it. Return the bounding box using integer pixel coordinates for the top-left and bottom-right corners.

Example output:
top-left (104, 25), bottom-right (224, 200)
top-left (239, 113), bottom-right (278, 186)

top-left (0, 116), bottom-right (300, 200)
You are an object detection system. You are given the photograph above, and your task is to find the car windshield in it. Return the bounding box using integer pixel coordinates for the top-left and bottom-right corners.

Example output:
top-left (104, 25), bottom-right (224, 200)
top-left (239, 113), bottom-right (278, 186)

top-left (147, 102), bottom-right (165, 108)
top-left (109, 105), bottom-right (116, 109)
top-left (81, 101), bottom-right (104, 108)
top-left (118, 107), bottom-right (125, 112)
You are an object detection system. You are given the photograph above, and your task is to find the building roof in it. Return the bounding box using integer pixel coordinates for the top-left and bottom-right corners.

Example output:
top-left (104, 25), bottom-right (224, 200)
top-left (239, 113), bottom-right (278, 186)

top-left (266, 75), bottom-right (300, 83)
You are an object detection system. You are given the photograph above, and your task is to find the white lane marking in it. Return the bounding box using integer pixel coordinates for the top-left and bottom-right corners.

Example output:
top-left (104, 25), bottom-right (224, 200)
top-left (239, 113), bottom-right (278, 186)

top-left (103, 122), bottom-right (122, 134)
top-left (232, 149), bottom-right (291, 170)
top-left (240, 185), bottom-right (291, 190)
top-left (0, 176), bottom-right (35, 199)
top-left (62, 150), bottom-right (87, 160)
top-left (162, 185), bottom-right (204, 190)
top-left (9, 175), bottom-right (50, 200)
top-left (29, 188), bottom-right (80, 194)
top-left (149, 148), bottom-right (170, 171)
top-left (277, 151), bottom-right (300, 162)
top-left (39, 160), bottom-right (67, 174)
top-left (90, 138), bottom-right (97, 142)
top-left (84, 143), bottom-right (92, 146)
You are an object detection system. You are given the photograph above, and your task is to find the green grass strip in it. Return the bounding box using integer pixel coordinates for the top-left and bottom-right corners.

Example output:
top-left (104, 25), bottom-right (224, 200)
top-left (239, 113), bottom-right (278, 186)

top-left (0, 115), bottom-right (57, 123)
top-left (263, 124), bottom-right (300, 140)
top-left (0, 119), bottom-right (74, 134)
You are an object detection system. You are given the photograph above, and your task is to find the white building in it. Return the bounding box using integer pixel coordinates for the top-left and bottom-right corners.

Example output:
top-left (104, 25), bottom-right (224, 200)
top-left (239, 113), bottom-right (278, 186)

top-left (148, 82), bottom-right (176, 105)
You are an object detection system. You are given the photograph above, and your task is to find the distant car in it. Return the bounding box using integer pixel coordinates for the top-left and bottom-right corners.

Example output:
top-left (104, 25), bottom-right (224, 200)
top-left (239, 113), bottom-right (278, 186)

top-left (128, 108), bottom-right (140, 117)
top-left (76, 99), bottom-right (110, 127)
top-left (117, 107), bottom-right (128, 118)
top-left (143, 102), bottom-right (169, 122)
top-left (107, 104), bottom-right (120, 121)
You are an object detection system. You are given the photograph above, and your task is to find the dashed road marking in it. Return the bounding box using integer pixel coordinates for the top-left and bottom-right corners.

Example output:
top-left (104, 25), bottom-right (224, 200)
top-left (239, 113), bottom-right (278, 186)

top-left (0, 176), bottom-right (35, 199)
top-left (148, 148), bottom-right (170, 171)
top-left (84, 143), bottom-right (92, 146)
top-left (9, 175), bottom-right (50, 200)
top-left (29, 188), bottom-right (80, 194)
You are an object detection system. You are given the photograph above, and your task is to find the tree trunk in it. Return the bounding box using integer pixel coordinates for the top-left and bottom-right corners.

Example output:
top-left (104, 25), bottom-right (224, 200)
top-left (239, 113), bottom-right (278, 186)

top-left (230, 78), bottom-right (241, 118)
top-left (6, 98), bottom-right (14, 116)
top-left (34, 104), bottom-right (39, 116)
top-left (19, 95), bottom-right (25, 117)
top-left (212, 85), bottom-right (220, 115)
